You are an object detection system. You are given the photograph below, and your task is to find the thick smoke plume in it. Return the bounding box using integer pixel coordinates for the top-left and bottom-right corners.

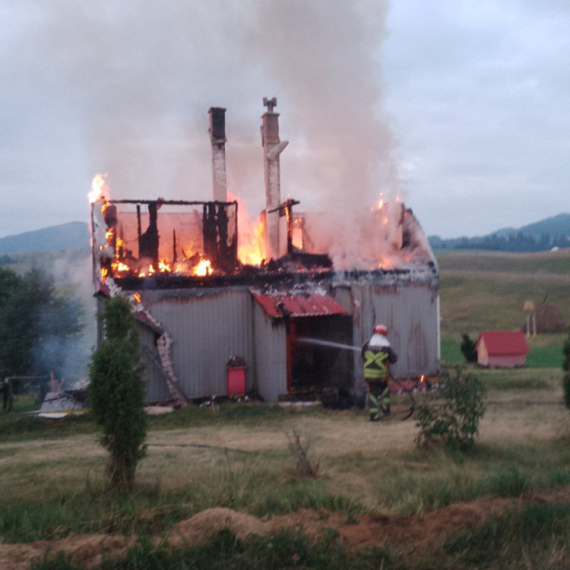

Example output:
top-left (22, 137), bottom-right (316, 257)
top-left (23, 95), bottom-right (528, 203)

top-left (8, 0), bottom-right (404, 267)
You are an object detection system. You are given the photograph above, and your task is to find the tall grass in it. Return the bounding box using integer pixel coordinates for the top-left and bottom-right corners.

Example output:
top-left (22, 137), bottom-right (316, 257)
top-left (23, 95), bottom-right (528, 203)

top-left (31, 504), bottom-right (570, 570)
top-left (32, 529), bottom-right (393, 570)
top-left (443, 503), bottom-right (570, 569)
top-left (379, 444), bottom-right (570, 515)
top-left (0, 453), bottom-right (363, 543)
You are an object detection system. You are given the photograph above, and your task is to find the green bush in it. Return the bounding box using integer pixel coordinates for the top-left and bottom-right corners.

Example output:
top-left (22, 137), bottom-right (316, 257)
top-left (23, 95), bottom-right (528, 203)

top-left (415, 366), bottom-right (486, 451)
top-left (459, 333), bottom-right (477, 363)
top-left (89, 296), bottom-right (147, 491)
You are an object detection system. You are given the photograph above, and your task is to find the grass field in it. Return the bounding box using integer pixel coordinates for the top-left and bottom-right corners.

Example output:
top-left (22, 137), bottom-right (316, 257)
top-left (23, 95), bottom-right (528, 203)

top-left (437, 249), bottom-right (568, 383)
top-left (436, 247), bottom-right (570, 275)
top-left (437, 249), bottom-right (570, 334)
top-left (2, 366), bottom-right (570, 568)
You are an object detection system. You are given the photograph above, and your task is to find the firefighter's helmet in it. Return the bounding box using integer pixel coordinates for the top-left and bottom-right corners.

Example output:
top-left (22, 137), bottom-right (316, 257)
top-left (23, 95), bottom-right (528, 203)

top-left (373, 323), bottom-right (388, 336)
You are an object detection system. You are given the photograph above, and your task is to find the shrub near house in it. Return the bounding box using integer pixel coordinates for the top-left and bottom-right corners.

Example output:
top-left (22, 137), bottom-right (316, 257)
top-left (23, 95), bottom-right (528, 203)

top-left (476, 331), bottom-right (529, 368)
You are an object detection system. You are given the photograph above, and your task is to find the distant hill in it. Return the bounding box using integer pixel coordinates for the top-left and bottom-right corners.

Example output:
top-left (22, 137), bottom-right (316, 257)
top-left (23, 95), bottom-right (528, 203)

top-left (430, 213), bottom-right (570, 252)
top-left (0, 222), bottom-right (90, 255)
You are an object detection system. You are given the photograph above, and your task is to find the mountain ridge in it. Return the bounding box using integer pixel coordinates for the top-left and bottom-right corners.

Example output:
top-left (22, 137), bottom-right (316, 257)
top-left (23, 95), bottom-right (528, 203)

top-left (0, 221), bottom-right (90, 255)
top-left (429, 213), bottom-right (570, 252)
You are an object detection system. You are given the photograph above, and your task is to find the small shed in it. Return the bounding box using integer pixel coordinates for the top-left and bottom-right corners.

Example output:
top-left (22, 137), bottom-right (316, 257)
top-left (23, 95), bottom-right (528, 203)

top-left (476, 331), bottom-right (529, 368)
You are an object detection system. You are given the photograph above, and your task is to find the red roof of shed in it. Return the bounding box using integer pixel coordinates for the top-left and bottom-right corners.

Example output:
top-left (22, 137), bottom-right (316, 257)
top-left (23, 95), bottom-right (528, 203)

top-left (476, 331), bottom-right (529, 356)
top-left (251, 290), bottom-right (348, 318)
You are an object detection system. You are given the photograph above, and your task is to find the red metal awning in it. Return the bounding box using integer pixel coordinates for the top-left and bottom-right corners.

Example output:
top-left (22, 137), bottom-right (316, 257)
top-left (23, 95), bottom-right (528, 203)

top-left (251, 290), bottom-right (348, 318)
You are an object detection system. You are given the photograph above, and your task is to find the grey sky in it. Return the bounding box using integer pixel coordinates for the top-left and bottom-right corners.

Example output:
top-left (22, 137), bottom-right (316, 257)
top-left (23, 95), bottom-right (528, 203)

top-left (1, 0), bottom-right (568, 239)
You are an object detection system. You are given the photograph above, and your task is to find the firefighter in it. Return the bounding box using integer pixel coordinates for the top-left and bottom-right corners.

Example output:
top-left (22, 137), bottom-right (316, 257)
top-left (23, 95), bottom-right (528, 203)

top-left (362, 324), bottom-right (398, 421)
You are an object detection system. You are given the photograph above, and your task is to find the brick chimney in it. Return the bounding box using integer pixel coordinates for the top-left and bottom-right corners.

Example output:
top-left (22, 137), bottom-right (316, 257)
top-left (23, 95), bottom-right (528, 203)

top-left (208, 107), bottom-right (227, 202)
top-left (261, 97), bottom-right (288, 260)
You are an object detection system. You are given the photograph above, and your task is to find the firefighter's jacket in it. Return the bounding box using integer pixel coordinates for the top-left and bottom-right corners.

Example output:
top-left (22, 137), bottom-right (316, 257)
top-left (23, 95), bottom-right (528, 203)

top-left (361, 334), bottom-right (398, 383)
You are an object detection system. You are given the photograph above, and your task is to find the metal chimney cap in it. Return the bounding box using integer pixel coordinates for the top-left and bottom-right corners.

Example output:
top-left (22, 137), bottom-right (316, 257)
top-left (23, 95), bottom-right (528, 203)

top-left (263, 97), bottom-right (277, 113)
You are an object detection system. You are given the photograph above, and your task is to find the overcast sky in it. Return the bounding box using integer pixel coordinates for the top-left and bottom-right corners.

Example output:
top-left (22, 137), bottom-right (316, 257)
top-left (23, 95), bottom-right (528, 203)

top-left (1, 0), bottom-right (568, 239)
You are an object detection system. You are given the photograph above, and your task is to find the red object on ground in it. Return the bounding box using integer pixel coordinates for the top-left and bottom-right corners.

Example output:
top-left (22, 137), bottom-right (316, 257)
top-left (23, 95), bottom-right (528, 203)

top-left (227, 366), bottom-right (246, 397)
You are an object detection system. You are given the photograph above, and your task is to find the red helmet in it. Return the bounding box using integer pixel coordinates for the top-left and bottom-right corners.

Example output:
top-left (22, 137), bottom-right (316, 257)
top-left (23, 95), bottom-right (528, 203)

top-left (373, 323), bottom-right (388, 335)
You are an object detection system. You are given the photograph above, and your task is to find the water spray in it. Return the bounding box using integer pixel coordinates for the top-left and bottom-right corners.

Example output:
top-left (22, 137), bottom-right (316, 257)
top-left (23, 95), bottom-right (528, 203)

top-left (295, 337), bottom-right (361, 353)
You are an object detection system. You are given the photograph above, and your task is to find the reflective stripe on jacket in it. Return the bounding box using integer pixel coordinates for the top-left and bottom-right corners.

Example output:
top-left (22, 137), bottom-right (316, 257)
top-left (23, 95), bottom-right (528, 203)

top-left (362, 335), bottom-right (398, 382)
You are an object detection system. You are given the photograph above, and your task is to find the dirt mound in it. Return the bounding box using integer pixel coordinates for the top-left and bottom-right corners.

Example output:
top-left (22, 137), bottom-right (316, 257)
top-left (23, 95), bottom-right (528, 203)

top-left (0, 534), bottom-right (135, 570)
top-left (168, 507), bottom-right (269, 547)
top-left (3, 490), bottom-right (570, 569)
top-left (167, 496), bottom-right (532, 550)
top-left (264, 497), bottom-right (513, 549)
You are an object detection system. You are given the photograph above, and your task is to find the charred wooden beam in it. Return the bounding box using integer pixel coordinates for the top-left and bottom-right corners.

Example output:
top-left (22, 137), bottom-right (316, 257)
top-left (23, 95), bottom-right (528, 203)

top-left (139, 201), bottom-right (160, 269)
top-left (202, 203), bottom-right (218, 268)
top-left (269, 198), bottom-right (300, 256)
top-left (108, 199), bottom-right (236, 206)
top-left (137, 204), bottom-right (142, 255)
top-left (201, 202), bottom-right (238, 273)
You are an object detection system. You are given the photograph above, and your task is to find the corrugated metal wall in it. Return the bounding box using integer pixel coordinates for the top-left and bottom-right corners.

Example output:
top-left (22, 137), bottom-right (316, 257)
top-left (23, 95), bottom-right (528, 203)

top-left (334, 283), bottom-right (440, 379)
top-left (137, 322), bottom-right (172, 402)
top-left (253, 303), bottom-right (287, 402)
top-left (135, 280), bottom-right (439, 402)
top-left (141, 289), bottom-right (254, 399)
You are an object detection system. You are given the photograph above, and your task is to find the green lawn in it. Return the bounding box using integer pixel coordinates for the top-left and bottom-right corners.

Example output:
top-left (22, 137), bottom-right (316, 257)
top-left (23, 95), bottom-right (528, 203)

top-left (441, 333), bottom-right (565, 369)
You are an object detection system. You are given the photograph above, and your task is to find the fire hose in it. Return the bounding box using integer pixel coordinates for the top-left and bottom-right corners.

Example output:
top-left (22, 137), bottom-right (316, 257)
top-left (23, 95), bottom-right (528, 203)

top-left (295, 337), bottom-right (417, 420)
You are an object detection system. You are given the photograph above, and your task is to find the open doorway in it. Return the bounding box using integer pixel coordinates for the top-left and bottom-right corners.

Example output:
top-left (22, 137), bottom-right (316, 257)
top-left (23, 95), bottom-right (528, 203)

top-left (287, 315), bottom-right (353, 398)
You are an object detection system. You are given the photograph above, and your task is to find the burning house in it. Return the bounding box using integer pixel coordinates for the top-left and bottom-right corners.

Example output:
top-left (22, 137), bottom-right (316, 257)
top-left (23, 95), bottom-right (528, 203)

top-left (91, 100), bottom-right (440, 405)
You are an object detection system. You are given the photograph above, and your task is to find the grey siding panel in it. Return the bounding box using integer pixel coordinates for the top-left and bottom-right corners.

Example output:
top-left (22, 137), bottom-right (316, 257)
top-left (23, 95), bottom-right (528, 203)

top-left (370, 285), bottom-right (440, 378)
top-left (253, 304), bottom-right (287, 402)
top-left (143, 291), bottom-right (254, 399)
top-left (334, 284), bottom-right (440, 380)
top-left (137, 323), bottom-right (171, 403)
top-left (135, 281), bottom-right (439, 400)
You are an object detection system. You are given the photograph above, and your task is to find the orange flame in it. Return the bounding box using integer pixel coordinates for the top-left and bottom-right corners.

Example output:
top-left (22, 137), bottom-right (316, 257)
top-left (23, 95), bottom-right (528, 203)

top-left (88, 174), bottom-right (106, 204)
top-left (114, 261), bottom-right (130, 273)
top-left (193, 258), bottom-right (212, 276)
top-left (228, 190), bottom-right (266, 266)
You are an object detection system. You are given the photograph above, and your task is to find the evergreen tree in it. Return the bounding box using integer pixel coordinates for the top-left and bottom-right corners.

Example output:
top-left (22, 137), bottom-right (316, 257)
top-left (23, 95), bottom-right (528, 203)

top-left (89, 296), bottom-right (147, 491)
top-left (0, 267), bottom-right (83, 380)
top-left (460, 333), bottom-right (478, 363)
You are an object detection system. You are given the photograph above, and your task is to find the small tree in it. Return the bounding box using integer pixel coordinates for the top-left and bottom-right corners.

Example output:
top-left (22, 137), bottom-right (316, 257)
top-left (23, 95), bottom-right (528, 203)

top-left (563, 327), bottom-right (570, 410)
top-left (89, 296), bottom-right (146, 491)
top-left (416, 366), bottom-right (486, 450)
top-left (460, 333), bottom-right (478, 363)
top-left (0, 267), bottom-right (84, 381)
